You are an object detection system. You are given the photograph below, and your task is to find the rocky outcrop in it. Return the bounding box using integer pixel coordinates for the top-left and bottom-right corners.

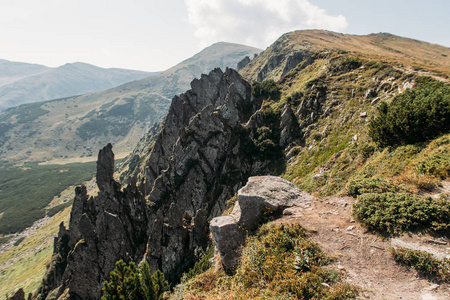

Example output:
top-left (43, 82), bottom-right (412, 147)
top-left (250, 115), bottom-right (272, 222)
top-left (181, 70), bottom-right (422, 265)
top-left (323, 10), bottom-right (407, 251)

top-left (256, 50), bottom-right (312, 82)
top-left (6, 288), bottom-right (25, 300)
top-left (237, 56), bottom-right (251, 70)
top-left (96, 143), bottom-right (115, 191)
top-left (36, 144), bottom-right (148, 300)
top-left (210, 176), bottom-right (314, 272)
top-left (279, 104), bottom-right (300, 148)
top-left (35, 68), bottom-right (274, 299)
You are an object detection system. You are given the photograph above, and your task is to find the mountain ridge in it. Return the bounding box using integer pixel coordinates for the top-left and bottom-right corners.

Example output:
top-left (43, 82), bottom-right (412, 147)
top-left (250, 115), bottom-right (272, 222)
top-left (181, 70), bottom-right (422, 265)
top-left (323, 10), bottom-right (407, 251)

top-left (241, 30), bottom-right (450, 83)
top-left (0, 59), bottom-right (155, 110)
top-left (0, 42), bottom-right (261, 165)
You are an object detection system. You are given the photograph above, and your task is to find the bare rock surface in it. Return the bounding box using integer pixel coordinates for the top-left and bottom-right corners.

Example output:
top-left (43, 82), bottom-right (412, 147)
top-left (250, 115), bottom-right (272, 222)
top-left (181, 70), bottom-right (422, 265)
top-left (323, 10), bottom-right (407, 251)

top-left (391, 238), bottom-right (450, 260)
top-left (211, 176), bottom-right (314, 272)
top-left (96, 143), bottom-right (115, 191)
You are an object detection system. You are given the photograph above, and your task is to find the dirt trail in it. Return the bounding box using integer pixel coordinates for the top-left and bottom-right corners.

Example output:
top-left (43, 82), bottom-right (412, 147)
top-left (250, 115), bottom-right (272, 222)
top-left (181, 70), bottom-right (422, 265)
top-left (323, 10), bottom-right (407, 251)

top-left (278, 195), bottom-right (450, 300)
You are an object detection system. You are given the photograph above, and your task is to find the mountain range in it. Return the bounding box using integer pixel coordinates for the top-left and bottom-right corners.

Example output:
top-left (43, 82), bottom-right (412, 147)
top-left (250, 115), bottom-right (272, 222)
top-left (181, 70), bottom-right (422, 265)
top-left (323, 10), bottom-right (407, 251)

top-left (0, 59), bottom-right (155, 111)
top-left (0, 42), bottom-right (261, 165)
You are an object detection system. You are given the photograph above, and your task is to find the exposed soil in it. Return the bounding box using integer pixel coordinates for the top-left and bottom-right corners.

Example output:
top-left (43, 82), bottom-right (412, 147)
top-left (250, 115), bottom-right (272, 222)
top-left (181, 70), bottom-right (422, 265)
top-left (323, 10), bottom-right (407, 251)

top-left (278, 192), bottom-right (450, 300)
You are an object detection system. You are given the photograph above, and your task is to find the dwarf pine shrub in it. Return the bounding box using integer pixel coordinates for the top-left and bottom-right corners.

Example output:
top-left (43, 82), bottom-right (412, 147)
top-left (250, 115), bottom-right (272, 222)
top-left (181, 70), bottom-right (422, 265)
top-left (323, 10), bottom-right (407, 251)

top-left (353, 192), bottom-right (450, 235)
top-left (369, 77), bottom-right (450, 148)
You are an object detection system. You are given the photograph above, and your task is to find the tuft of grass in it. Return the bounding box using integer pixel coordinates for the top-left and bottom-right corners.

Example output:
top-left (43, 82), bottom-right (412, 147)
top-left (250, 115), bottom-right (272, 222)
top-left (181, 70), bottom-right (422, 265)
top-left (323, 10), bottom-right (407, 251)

top-left (391, 247), bottom-right (450, 282)
top-left (353, 192), bottom-right (450, 235)
top-left (181, 246), bottom-right (215, 283)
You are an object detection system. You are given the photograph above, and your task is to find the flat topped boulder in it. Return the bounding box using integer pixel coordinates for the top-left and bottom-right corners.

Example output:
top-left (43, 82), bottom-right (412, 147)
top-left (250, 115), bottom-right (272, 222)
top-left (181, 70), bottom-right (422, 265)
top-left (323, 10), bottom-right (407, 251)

top-left (210, 176), bottom-right (315, 272)
top-left (232, 176), bottom-right (314, 228)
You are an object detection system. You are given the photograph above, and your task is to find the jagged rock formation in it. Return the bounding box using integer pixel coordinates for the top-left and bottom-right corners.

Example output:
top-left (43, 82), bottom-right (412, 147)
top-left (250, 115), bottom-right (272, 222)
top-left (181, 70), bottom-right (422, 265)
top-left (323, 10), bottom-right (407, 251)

top-left (237, 56), bottom-right (251, 70)
top-left (6, 288), bottom-right (25, 300)
top-left (210, 176), bottom-right (314, 272)
top-left (35, 68), bottom-right (280, 299)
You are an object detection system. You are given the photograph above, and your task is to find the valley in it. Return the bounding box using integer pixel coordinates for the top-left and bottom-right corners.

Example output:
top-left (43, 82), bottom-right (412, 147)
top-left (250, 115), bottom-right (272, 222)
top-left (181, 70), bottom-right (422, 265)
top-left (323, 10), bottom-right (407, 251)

top-left (1, 30), bottom-right (450, 299)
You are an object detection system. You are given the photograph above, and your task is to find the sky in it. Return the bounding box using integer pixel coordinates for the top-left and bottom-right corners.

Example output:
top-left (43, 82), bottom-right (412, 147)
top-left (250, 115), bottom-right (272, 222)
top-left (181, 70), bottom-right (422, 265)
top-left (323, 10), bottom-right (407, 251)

top-left (1, 0), bottom-right (449, 72)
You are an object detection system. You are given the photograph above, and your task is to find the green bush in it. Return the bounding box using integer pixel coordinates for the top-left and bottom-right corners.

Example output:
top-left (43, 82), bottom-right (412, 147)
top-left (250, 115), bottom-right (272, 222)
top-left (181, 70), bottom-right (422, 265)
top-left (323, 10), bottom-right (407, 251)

top-left (353, 192), bottom-right (450, 235)
top-left (102, 260), bottom-right (167, 300)
top-left (391, 247), bottom-right (450, 282)
top-left (235, 223), bottom-right (357, 299)
top-left (369, 77), bottom-right (450, 147)
top-left (252, 107), bottom-right (284, 160)
top-left (346, 177), bottom-right (399, 197)
top-left (252, 80), bottom-right (281, 98)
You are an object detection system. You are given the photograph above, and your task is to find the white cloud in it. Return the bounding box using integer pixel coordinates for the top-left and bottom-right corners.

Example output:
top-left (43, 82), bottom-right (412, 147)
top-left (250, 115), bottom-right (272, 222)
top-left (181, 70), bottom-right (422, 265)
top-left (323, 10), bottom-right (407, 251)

top-left (185, 0), bottom-right (348, 48)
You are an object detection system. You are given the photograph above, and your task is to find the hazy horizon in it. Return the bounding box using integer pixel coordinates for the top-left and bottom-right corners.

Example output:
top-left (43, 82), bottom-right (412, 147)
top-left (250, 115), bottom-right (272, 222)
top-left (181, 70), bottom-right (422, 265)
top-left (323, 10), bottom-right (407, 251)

top-left (1, 0), bottom-right (449, 72)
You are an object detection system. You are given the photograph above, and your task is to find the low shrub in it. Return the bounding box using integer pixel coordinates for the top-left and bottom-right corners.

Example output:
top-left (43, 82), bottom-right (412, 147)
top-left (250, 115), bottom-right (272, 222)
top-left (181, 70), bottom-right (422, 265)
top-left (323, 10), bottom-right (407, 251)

top-left (181, 223), bottom-right (358, 299)
top-left (391, 247), bottom-right (450, 282)
top-left (252, 80), bottom-right (281, 98)
top-left (369, 77), bottom-right (450, 147)
top-left (353, 192), bottom-right (450, 235)
top-left (346, 177), bottom-right (399, 197)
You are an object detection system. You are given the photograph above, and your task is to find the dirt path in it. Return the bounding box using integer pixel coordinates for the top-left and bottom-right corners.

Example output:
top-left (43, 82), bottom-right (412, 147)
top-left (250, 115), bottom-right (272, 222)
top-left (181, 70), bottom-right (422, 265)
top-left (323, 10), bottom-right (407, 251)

top-left (278, 195), bottom-right (450, 300)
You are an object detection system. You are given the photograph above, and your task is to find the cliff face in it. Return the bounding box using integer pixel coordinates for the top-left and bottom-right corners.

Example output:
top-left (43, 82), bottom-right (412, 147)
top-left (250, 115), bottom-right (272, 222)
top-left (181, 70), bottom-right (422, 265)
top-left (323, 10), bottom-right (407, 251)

top-left (37, 68), bottom-right (275, 299)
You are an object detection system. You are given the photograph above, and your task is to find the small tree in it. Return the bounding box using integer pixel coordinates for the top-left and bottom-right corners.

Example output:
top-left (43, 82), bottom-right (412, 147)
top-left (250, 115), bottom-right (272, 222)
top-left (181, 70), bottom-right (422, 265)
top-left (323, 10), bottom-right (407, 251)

top-left (102, 260), bottom-right (167, 300)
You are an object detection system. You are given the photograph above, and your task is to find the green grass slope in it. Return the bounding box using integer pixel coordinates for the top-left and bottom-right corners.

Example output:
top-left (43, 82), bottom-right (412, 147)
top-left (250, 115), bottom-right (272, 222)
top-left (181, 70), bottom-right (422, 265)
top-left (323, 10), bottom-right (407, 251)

top-left (241, 30), bottom-right (450, 83)
top-left (236, 30), bottom-right (449, 197)
top-left (0, 207), bottom-right (71, 298)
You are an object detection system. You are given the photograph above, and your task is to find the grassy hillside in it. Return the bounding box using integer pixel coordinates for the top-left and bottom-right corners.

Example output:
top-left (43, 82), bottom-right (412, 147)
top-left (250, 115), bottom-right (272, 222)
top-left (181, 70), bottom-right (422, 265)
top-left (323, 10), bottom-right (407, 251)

top-left (236, 31), bottom-right (450, 198)
top-left (0, 207), bottom-right (71, 298)
top-left (167, 30), bottom-right (450, 299)
top-left (0, 43), bottom-right (261, 165)
top-left (241, 30), bottom-right (450, 83)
